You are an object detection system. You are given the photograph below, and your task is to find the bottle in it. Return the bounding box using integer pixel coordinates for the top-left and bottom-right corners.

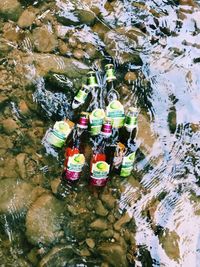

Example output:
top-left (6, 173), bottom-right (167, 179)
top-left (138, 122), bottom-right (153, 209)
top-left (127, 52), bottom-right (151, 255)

top-left (89, 108), bottom-right (105, 137)
top-left (105, 64), bottom-right (120, 105)
top-left (86, 71), bottom-right (103, 112)
top-left (113, 107), bottom-right (139, 177)
top-left (106, 100), bottom-right (125, 129)
top-left (90, 117), bottom-right (113, 187)
top-left (45, 120), bottom-right (72, 148)
top-left (72, 84), bottom-right (90, 109)
top-left (63, 112), bottom-right (89, 181)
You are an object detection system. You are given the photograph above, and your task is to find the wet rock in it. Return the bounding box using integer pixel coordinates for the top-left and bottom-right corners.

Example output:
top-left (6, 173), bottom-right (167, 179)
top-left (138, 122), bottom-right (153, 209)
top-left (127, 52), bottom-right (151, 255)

top-left (114, 212), bottom-right (131, 231)
top-left (3, 22), bottom-right (24, 43)
top-left (0, 0), bottom-right (22, 21)
top-left (159, 229), bottom-right (180, 262)
top-left (86, 238), bottom-right (95, 248)
top-left (50, 178), bottom-right (61, 194)
top-left (168, 106), bottom-right (177, 134)
top-left (101, 229), bottom-right (114, 238)
top-left (95, 200), bottom-right (109, 217)
top-left (32, 26), bottom-right (58, 53)
top-left (92, 22), bottom-right (109, 40)
top-left (2, 118), bottom-right (19, 134)
top-left (17, 7), bottom-right (38, 28)
top-left (19, 100), bottom-right (30, 115)
top-left (100, 192), bottom-right (116, 210)
top-left (58, 40), bottom-right (71, 55)
top-left (79, 248), bottom-right (91, 257)
top-left (104, 27), bottom-right (145, 64)
top-left (39, 245), bottom-right (74, 267)
top-left (16, 153), bottom-right (27, 179)
top-left (85, 43), bottom-right (98, 59)
top-left (26, 193), bottom-right (64, 245)
top-left (124, 71), bottom-right (138, 84)
top-left (90, 219), bottom-right (108, 231)
top-left (0, 178), bottom-right (45, 214)
top-left (98, 243), bottom-right (128, 267)
top-left (77, 9), bottom-right (95, 25)
top-left (73, 48), bottom-right (85, 59)
top-left (0, 135), bottom-right (13, 150)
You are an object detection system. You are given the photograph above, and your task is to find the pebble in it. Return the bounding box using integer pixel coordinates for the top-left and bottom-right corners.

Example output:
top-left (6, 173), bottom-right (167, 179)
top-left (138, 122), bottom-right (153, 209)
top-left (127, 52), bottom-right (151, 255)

top-left (86, 238), bottom-right (95, 248)
top-left (73, 48), bottom-right (85, 59)
top-left (95, 200), bottom-right (109, 217)
top-left (124, 71), bottom-right (138, 83)
top-left (114, 212), bottom-right (131, 231)
top-left (2, 118), bottom-right (19, 134)
top-left (18, 7), bottom-right (38, 28)
top-left (90, 219), bottom-right (108, 231)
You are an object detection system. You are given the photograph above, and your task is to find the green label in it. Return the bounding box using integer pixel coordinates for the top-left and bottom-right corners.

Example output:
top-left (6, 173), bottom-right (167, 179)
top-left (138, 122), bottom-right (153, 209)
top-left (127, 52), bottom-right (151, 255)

top-left (46, 131), bottom-right (65, 148)
top-left (120, 152), bottom-right (135, 177)
top-left (106, 100), bottom-right (125, 128)
top-left (92, 161), bottom-right (110, 178)
top-left (90, 109), bottom-right (105, 135)
top-left (74, 90), bottom-right (88, 104)
top-left (67, 154), bottom-right (85, 172)
top-left (125, 116), bottom-right (137, 128)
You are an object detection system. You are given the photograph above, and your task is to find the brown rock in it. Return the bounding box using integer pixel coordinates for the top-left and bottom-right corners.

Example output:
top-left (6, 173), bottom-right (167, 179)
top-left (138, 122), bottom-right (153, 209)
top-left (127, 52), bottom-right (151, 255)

top-left (101, 193), bottom-right (116, 209)
top-left (0, 0), bottom-right (22, 21)
top-left (2, 118), bottom-right (19, 134)
top-left (86, 238), bottom-right (95, 248)
top-left (124, 72), bottom-right (138, 83)
top-left (73, 48), bottom-right (85, 59)
top-left (114, 212), bottom-right (131, 231)
top-left (18, 7), bottom-right (38, 28)
top-left (95, 200), bottom-right (109, 217)
top-left (90, 219), bottom-right (108, 231)
top-left (19, 100), bottom-right (30, 115)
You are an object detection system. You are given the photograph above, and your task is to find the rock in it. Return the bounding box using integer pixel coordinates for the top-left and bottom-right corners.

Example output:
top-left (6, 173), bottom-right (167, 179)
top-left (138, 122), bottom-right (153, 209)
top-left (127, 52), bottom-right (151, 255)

top-left (98, 243), bottom-right (128, 267)
top-left (100, 192), bottom-right (116, 210)
top-left (77, 9), bottom-right (95, 25)
top-left (19, 100), bottom-right (30, 115)
top-left (16, 153), bottom-right (27, 179)
top-left (104, 27), bottom-right (145, 64)
top-left (92, 22), bottom-right (109, 40)
top-left (124, 72), bottom-right (138, 83)
top-left (159, 229), bottom-right (180, 262)
top-left (114, 212), bottom-right (131, 231)
top-left (26, 193), bottom-right (64, 245)
top-left (101, 229), bottom-right (114, 238)
top-left (32, 26), bottom-right (58, 53)
top-left (168, 106), bottom-right (177, 134)
top-left (2, 118), bottom-right (19, 134)
top-left (79, 248), bottom-right (91, 257)
top-left (39, 245), bottom-right (74, 267)
top-left (95, 200), bottom-right (109, 217)
top-left (3, 22), bottom-right (24, 42)
top-left (58, 40), bottom-right (71, 55)
top-left (0, 135), bottom-right (13, 150)
top-left (0, 0), bottom-right (22, 21)
top-left (18, 7), bottom-right (38, 28)
top-left (86, 238), bottom-right (95, 248)
top-left (0, 178), bottom-right (45, 214)
top-left (90, 219), bottom-right (108, 231)
top-left (84, 43), bottom-right (97, 59)
top-left (50, 178), bottom-right (61, 194)
top-left (73, 48), bottom-right (85, 59)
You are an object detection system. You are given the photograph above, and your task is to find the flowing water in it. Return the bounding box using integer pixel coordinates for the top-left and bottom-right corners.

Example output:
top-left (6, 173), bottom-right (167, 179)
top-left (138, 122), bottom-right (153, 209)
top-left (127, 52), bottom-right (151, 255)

top-left (0, 0), bottom-right (200, 266)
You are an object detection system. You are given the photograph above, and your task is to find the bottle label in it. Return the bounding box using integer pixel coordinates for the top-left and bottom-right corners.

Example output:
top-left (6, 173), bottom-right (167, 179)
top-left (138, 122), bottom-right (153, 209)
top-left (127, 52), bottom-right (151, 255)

top-left (91, 161), bottom-right (110, 186)
top-left (66, 154), bottom-right (85, 180)
top-left (120, 152), bottom-right (136, 177)
top-left (74, 90), bottom-right (88, 104)
top-left (89, 109), bottom-right (105, 136)
top-left (46, 130), bottom-right (65, 148)
top-left (106, 100), bottom-right (125, 128)
top-left (124, 116), bottom-right (137, 128)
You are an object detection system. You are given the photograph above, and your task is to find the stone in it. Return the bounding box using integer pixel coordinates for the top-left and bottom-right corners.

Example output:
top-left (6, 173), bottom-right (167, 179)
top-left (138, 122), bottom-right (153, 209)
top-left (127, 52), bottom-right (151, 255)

top-left (73, 48), bottom-right (85, 59)
top-left (101, 229), bottom-right (114, 238)
top-left (80, 248), bottom-right (91, 257)
top-left (77, 9), bottom-right (95, 25)
top-left (16, 153), bottom-right (27, 179)
top-left (2, 118), bottom-right (19, 134)
top-left (18, 7), bottom-right (38, 28)
top-left (90, 219), bottom-right (108, 231)
top-left (26, 193), bottom-right (64, 245)
top-left (0, 178), bottom-right (45, 214)
top-left (95, 200), bottom-right (109, 217)
top-left (32, 26), bottom-right (58, 53)
top-left (124, 72), bottom-right (138, 83)
top-left (39, 245), bottom-right (75, 267)
top-left (100, 192), bottom-right (116, 210)
top-left (97, 243), bottom-right (128, 267)
top-left (86, 238), bottom-right (95, 248)
top-left (114, 212), bottom-right (131, 231)
top-left (92, 22), bottom-right (109, 40)
top-left (0, 0), bottom-right (22, 21)
top-left (19, 100), bottom-right (30, 115)
top-left (50, 178), bottom-right (61, 194)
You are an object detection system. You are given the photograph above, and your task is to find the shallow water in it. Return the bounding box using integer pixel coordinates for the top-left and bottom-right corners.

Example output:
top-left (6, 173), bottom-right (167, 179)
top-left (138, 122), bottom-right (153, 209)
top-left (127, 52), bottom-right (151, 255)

top-left (1, 0), bottom-right (200, 266)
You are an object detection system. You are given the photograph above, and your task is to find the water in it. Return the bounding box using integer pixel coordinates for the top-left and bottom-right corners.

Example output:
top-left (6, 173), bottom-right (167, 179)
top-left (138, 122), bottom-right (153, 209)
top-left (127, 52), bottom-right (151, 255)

top-left (0, 0), bottom-right (200, 266)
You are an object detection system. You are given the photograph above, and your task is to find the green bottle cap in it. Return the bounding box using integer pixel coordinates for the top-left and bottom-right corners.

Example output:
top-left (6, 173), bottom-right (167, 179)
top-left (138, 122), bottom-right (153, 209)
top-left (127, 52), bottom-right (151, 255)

top-left (87, 71), bottom-right (98, 87)
top-left (105, 64), bottom-right (116, 81)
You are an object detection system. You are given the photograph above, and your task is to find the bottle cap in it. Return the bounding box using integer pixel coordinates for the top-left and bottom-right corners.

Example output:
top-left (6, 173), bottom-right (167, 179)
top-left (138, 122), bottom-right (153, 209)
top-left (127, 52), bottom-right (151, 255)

top-left (105, 64), bottom-right (116, 81)
top-left (77, 112), bottom-right (89, 129)
top-left (87, 71), bottom-right (98, 87)
top-left (101, 117), bottom-right (112, 136)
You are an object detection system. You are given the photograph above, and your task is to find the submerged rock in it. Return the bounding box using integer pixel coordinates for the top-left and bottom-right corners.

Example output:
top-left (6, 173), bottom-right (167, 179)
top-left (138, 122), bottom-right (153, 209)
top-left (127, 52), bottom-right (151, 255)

top-left (26, 193), bottom-right (64, 245)
top-left (0, 178), bottom-right (45, 214)
top-left (17, 7), bottom-right (38, 28)
top-left (0, 0), bottom-right (22, 21)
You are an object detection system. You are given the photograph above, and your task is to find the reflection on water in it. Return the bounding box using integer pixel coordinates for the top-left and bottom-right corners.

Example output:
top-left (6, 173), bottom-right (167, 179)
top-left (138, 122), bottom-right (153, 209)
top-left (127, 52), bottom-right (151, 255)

top-left (0, 0), bottom-right (200, 266)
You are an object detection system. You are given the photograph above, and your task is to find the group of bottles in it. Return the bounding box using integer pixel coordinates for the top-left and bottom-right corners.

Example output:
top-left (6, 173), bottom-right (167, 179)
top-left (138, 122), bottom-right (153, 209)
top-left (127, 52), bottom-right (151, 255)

top-left (44, 64), bottom-right (139, 187)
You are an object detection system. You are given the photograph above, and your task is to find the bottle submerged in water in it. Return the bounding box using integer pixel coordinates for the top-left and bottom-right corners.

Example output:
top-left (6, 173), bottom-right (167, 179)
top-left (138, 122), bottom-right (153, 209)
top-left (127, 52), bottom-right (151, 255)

top-left (113, 107), bottom-right (139, 177)
top-left (105, 64), bottom-right (120, 105)
top-left (63, 112), bottom-right (89, 182)
top-left (90, 117), bottom-right (114, 187)
top-left (72, 84), bottom-right (91, 110)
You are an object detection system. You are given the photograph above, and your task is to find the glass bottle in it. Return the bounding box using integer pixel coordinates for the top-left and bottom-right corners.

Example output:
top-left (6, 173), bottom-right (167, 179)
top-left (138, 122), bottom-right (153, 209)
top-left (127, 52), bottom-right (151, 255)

top-left (63, 112), bottom-right (89, 181)
top-left (90, 117), bottom-right (113, 187)
top-left (113, 107), bottom-right (139, 177)
top-left (72, 84), bottom-right (90, 109)
top-left (105, 64), bottom-right (120, 105)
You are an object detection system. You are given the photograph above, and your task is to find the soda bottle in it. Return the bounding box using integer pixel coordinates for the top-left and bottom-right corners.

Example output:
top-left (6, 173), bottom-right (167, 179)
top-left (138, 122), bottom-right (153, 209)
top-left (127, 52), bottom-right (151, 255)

top-left (72, 84), bottom-right (90, 109)
top-left (105, 64), bottom-right (119, 105)
top-left (113, 107), bottom-right (139, 177)
top-left (89, 108), bottom-right (105, 137)
top-left (90, 117), bottom-right (113, 187)
top-left (63, 112), bottom-right (89, 181)
top-left (86, 71), bottom-right (103, 112)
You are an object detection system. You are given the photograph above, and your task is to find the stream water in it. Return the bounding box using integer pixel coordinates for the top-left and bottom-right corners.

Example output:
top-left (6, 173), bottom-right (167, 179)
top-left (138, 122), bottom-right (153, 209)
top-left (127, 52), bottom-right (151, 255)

top-left (0, 0), bottom-right (200, 266)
